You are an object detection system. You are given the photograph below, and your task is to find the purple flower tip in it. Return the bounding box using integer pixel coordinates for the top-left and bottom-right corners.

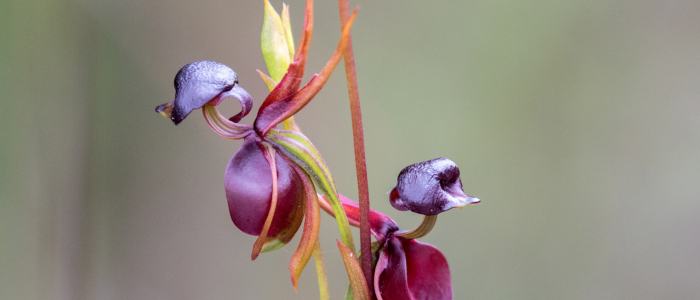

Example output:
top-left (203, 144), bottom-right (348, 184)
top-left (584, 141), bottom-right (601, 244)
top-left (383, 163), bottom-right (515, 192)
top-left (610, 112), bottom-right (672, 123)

top-left (390, 158), bottom-right (479, 215)
top-left (157, 61), bottom-right (253, 125)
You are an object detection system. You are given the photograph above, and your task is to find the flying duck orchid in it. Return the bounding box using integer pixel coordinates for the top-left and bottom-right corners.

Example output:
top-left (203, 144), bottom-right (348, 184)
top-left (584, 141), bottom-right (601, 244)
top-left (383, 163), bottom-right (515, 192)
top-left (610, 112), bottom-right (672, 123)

top-left (154, 1), bottom-right (482, 299)
top-left (156, 0), bottom-right (359, 291)
top-left (374, 158), bottom-right (479, 300)
top-left (320, 159), bottom-right (479, 300)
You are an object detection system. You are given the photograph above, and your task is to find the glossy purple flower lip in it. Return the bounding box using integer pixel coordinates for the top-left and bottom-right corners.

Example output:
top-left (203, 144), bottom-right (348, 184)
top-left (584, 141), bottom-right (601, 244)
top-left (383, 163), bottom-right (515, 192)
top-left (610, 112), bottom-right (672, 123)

top-left (316, 158), bottom-right (479, 300)
top-left (370, 159), bottom-right (480, 299)
top-left (319, 193), bottom-right (454, 300)
top-left (374, 236), bottom-right (453, 300)
top-left (156, 61), bottom-right (253, 125)
top-left (225, 134), bottom-right (304, 240)
top-left (389, 158), bottom-right (480, 216)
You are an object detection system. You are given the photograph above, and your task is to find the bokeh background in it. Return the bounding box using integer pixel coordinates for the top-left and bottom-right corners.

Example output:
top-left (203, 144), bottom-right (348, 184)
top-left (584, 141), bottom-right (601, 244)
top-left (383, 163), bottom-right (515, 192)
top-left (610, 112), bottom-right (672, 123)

top-left (2, 0), bottom-right (700, 299)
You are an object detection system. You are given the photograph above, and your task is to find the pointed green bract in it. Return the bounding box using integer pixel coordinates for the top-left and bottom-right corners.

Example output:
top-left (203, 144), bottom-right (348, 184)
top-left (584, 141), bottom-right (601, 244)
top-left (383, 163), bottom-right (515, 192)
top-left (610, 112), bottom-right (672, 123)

top-left (262, 0), bottom-right (291, 82)
top-left (257, 70), bottom-right (278, 91)
top-left (337, 240), bottom-right (371, 300)
top-left (266, 129), bottom-right (356, 253)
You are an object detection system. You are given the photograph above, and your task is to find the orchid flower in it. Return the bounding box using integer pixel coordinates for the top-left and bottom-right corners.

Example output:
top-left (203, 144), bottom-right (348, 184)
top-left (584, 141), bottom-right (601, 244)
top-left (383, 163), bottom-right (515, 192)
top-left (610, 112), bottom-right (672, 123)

top-left (155, 0), bottom-right (359, 290)
top-left (320, 158), bottom-right (479, 300)
top-left (154, 1), bottom-right (482, 298)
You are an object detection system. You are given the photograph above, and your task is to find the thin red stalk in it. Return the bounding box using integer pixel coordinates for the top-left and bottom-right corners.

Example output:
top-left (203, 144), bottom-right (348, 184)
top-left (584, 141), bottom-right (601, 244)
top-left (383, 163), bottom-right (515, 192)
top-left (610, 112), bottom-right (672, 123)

top-left (337, 0), bottom-right (373, 297)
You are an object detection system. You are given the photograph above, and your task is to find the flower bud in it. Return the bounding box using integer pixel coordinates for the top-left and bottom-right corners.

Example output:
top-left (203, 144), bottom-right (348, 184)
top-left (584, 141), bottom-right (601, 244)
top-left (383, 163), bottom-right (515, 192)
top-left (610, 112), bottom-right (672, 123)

top-left (261, 0), bottom-right (291, 82)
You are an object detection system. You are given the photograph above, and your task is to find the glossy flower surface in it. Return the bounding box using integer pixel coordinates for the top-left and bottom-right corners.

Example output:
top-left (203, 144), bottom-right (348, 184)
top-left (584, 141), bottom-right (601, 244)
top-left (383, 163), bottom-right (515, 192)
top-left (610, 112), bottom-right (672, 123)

top-left (324, 193), bottom-right (455, 300)
top-left (225, 134), bottom-right (304, 239)
top-left (321, 191), bottom-right (456, 300)
top-left (156, 61), bottom-right (253, 125)
top-left (390, 158), bottom-right (480, 215)
top-left (374, 236), bottom-right (452, 300)
top-left (325, 158), bottom-right (479, 300)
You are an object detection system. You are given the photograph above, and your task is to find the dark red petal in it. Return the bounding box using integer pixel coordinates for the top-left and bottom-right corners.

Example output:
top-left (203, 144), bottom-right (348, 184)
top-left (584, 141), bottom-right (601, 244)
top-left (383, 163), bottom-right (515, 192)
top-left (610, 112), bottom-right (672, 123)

top-left (319, 194), bottom-right (398, 245)
top-left (254, 9), bottom-right (358, 136)
top-left (225, 135), bottom-right (304, 237)
top-left (402, 239), bottom-right (453, 300)
top-left (293, 0), bottom-right (313, 70)
top-left (253, 0), bottom-right (314, 126)
top-left (374, 237), bottom-right (453, 300)
top-left (374, 236), bottom-right (412, 300)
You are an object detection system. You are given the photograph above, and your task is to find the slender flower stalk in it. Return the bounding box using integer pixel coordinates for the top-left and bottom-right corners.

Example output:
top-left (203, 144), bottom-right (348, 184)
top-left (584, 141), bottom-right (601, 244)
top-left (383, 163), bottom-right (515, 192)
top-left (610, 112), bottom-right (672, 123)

top-left (337, 0), bottom-right (373, 293)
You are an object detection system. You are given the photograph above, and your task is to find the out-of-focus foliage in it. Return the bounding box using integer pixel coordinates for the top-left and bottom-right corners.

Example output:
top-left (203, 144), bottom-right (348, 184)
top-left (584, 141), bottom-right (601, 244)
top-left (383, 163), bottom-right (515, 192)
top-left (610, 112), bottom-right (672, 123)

top-left (2, 0), bottom-right (700, 299)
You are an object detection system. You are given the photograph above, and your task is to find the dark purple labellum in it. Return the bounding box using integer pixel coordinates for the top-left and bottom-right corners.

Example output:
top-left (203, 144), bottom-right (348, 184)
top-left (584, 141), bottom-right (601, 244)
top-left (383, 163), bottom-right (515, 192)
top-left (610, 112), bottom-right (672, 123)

top-left (390, 158), bottom-right (479, 215)
top-left (225, 135), bottom-right (304, 238)
top-left (157, 61), bottom-right (253, 125)
top-left (375, 236), bottom-right (453, 300)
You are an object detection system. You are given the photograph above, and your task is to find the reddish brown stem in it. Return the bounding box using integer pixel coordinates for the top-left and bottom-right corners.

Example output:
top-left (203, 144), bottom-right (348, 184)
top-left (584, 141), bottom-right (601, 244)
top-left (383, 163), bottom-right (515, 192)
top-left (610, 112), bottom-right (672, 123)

top-left (337, 0), bottom-right (373, 297)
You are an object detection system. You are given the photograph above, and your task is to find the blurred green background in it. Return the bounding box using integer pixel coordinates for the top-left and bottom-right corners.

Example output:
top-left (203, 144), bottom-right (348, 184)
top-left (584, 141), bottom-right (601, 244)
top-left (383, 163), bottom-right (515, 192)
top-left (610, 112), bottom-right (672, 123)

top-left (2, 0), bottom-right (700, 299)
